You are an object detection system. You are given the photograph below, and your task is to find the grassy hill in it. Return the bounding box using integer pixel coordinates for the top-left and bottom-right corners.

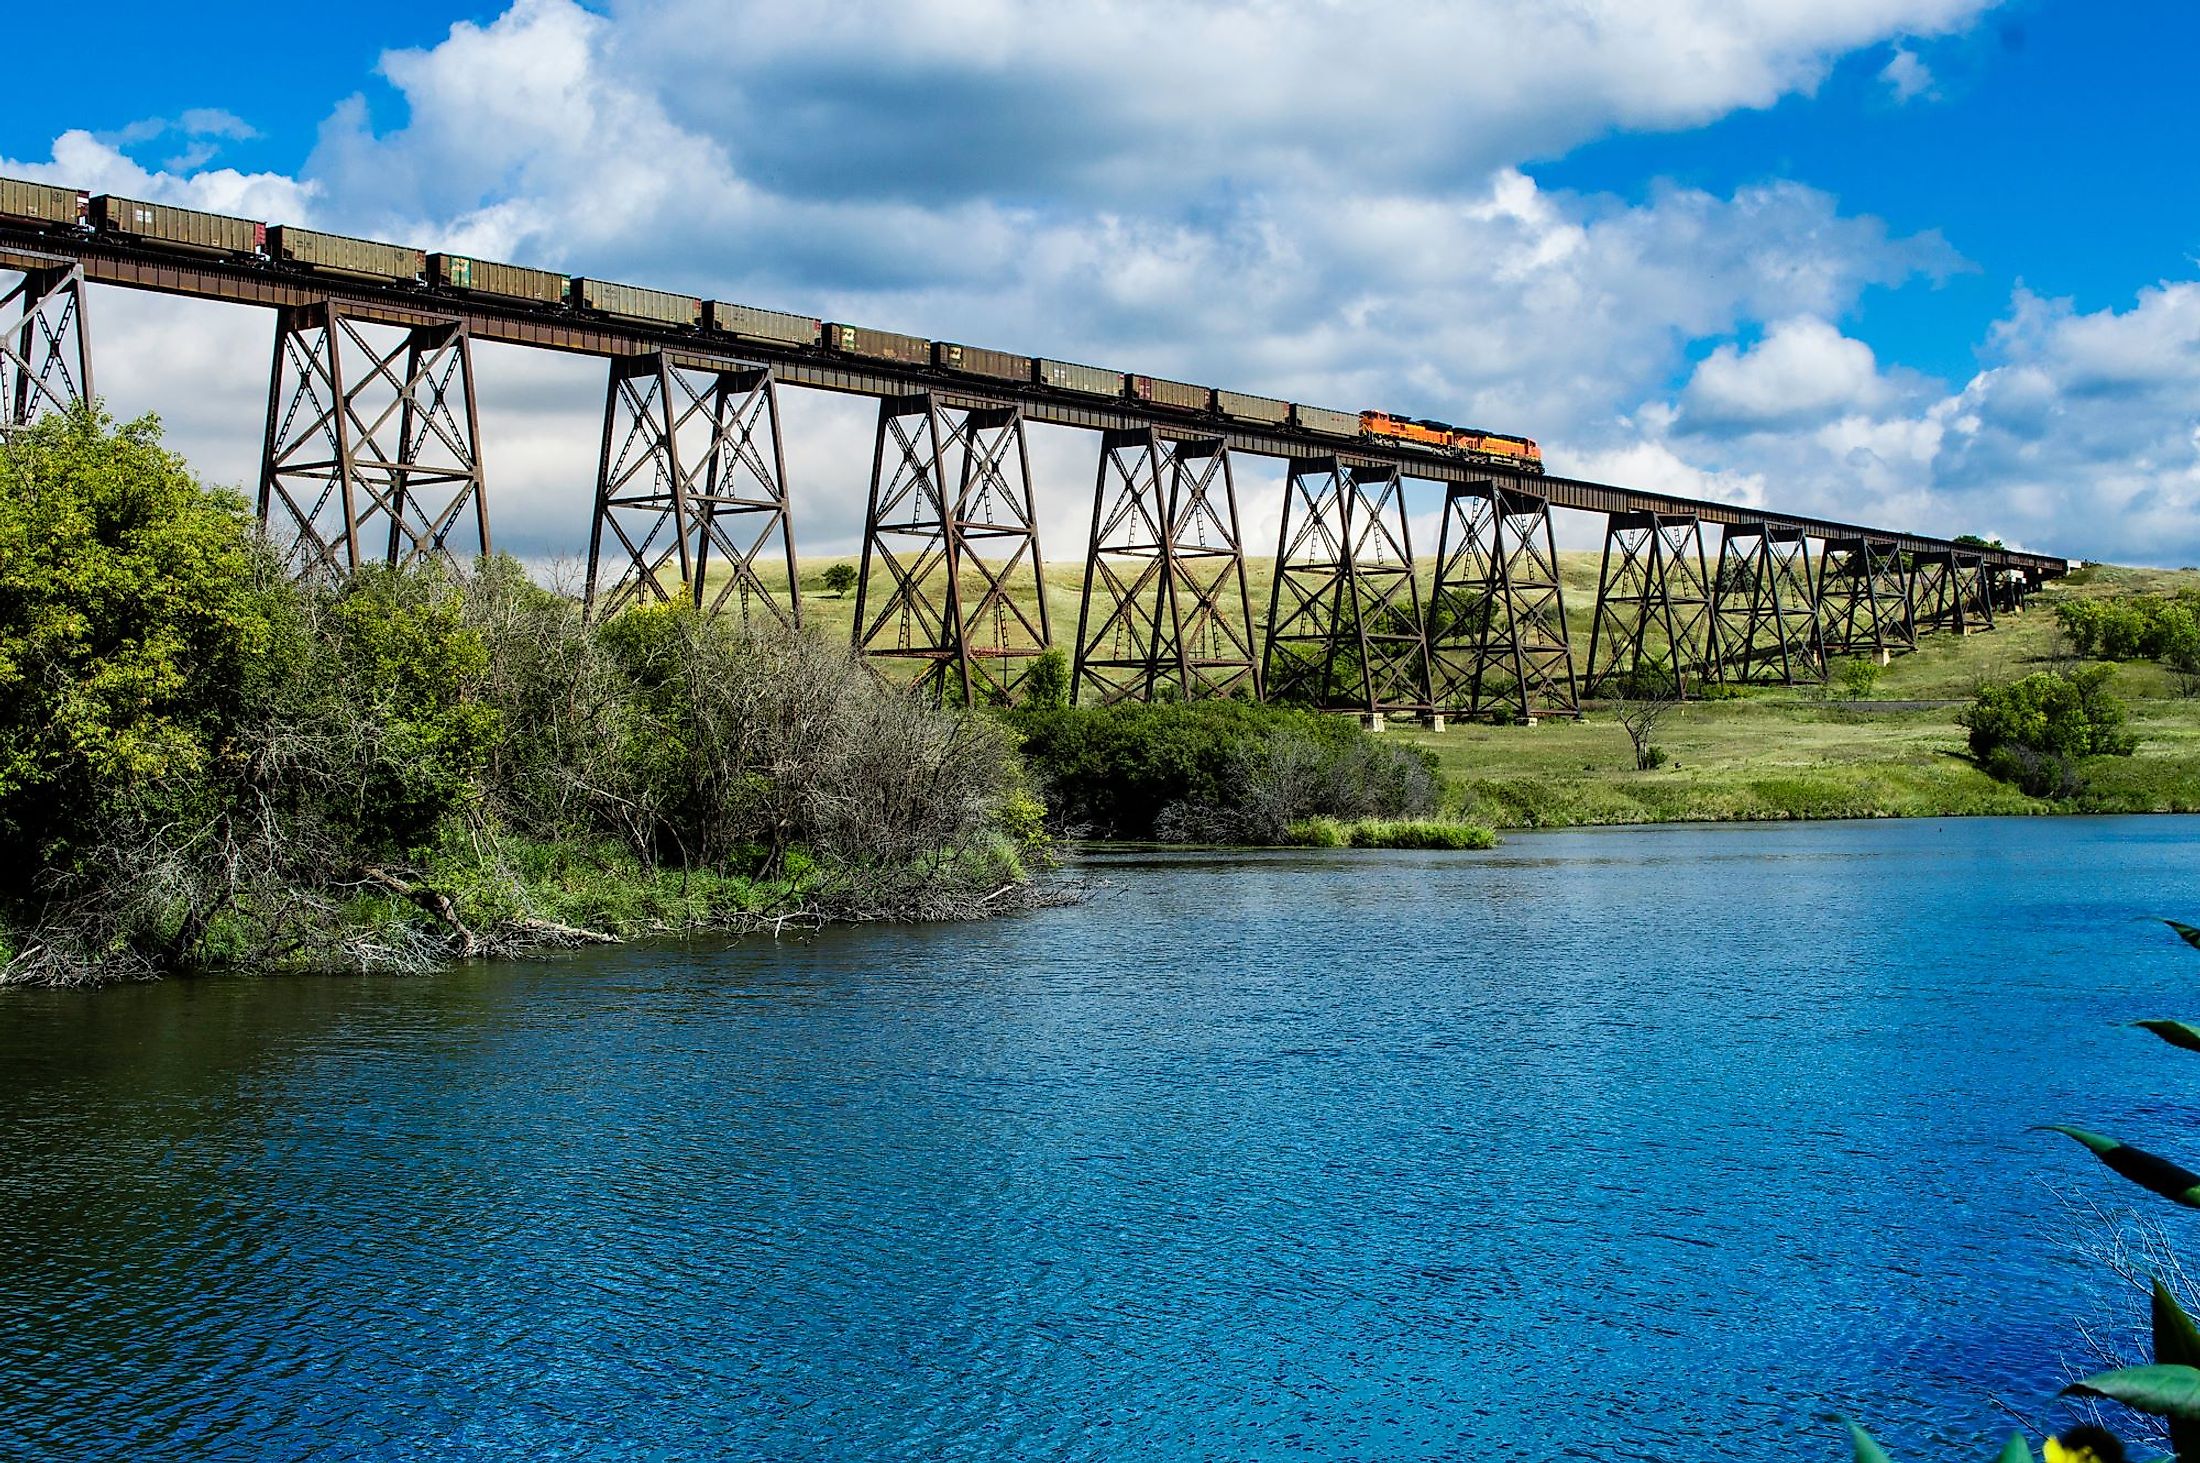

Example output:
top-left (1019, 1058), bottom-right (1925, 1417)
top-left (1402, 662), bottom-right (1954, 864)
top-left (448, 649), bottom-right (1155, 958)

top-left (729, 554), bottom-right (2200, 829)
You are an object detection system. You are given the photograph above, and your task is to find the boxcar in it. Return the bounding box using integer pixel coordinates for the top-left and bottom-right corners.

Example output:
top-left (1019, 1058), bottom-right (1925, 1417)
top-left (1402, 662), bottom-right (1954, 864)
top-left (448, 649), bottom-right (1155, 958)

top-left (1292, 404), bottom-right (1361, 438)
top-left (934, 342), bottom-right (1031, 383)
top-left (572, 278), bottom-right (702, 328)
top-left (91, 195), bottom-right (263, 256)
top-left (431, 253), bottom-right (569, 306)
top-left (0, 177), bottom-right (86, 229)
top-left (1035, 358), bottom-right (1121, 397)
top-left (1127, 375), bottom-right (1211, 412)
top-left (709, 301), bottom-right (821, 349)
top-left (825, 323), bottom-right (929, 364)
top-left (1215, 389), bottom-right (1291, 426)
top-left (268, 226), bottom-right (424, 284)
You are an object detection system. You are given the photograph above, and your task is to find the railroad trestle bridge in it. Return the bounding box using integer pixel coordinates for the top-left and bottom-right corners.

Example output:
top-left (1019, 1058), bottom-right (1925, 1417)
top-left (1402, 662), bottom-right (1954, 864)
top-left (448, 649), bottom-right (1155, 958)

top-left (1, 235), bottom-right (2066, 722)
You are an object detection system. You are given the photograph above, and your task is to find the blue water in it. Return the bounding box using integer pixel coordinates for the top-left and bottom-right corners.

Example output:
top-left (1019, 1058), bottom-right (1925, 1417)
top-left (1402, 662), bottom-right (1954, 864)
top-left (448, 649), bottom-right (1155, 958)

top-left (5, 817), bottom-right (2200, 1461)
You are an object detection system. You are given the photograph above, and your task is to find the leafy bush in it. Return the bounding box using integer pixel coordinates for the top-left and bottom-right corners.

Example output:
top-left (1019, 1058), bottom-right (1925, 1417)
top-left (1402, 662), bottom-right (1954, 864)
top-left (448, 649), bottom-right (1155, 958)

top-left (1004, 699), bottom-right (1439, 842)
top-left (1834, 657), bottom-right (1884, 700)
top-left (0, 409), bottom-right (1041, 984)
top-left (2056, 594), bottom-right (2200, 669)
top-left (1959, 665), bottom-right (2137, 797)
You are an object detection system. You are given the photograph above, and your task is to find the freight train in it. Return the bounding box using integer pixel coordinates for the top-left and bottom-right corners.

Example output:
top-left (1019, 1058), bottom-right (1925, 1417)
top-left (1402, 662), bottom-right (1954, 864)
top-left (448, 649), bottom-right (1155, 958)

top-left (0, 176), bottom-right (1545, 473)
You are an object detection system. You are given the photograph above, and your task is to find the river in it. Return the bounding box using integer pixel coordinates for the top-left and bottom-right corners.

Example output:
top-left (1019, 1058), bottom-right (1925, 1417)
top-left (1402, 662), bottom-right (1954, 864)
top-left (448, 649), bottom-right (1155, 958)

top-left (5, 817), bottom-right (2199, 1460)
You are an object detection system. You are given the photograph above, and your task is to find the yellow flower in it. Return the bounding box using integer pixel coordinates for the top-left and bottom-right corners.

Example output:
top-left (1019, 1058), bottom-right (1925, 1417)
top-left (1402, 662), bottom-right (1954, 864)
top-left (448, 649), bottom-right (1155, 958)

top-left (2045, 1426), bottom-right (2128, 1463)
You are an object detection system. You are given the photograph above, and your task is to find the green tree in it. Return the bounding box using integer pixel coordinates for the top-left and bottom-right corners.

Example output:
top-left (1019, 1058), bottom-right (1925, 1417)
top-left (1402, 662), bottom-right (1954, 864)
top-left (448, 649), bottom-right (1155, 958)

top-left (0, 405), bottom-right (295, 887)
top-left (1019, 647), bottom-right (1070, 709)
top-left (1958, 664), bottom-right (2137, 797)
top-left (822, 562), bottom-right (858, 598)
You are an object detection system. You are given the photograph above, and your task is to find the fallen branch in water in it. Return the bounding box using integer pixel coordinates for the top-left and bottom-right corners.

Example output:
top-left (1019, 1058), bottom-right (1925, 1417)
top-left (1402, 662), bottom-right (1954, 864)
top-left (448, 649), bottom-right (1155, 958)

top-left (361, 867), bottom-right (478, 957)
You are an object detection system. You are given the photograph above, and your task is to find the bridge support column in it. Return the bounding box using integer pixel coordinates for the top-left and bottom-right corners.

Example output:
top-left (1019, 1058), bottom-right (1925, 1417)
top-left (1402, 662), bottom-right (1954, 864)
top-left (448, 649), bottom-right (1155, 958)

top-left (1907, 549), bottom-right (1959, 636)
top-left (1261, 456), bottom-right (1432, 714)
top-left (1817, 537), bottom-right (1915, 662)
top-left (1584, 511), bottom-right (1714, 698)
top-left (1710, 524), bottom-right (1822, 684)
top-left (1072, 430), bottom-right (1256, 705)
top-left (1426, 482), bottom-right (1578, 722)
top-left (1955, 552), bottom-right (1995, 632)
top-left (583, 353), bottom-right (798, 625)
top-left (1, 258), bottom-right (92, 433)
top-left (258, 301), bottom-right (487, 575)
top-left (852, 393), bottom-right (1048, 706)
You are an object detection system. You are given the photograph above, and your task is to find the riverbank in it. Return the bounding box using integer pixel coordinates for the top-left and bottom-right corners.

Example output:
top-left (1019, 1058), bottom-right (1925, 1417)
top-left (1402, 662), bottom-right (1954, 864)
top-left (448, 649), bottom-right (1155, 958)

top-left (1402, 563), bottom-right (2200, 828)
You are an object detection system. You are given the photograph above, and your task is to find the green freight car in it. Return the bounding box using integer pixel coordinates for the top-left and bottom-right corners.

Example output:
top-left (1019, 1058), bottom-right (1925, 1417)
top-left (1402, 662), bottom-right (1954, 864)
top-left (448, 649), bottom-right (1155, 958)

top-left (826, 323), bottom-right (929, 364)
top-left (1036, 358), bottom-right (1121, 397)
top-left (1292, 404), bottom-right (1361, 438)
top-left (1216, 390), bottom-right (1291, 426)
top-left (268, 226), bottom-right (424, 284)
top-left (572, 277), bottom-right (702, 328)
top-left (91, 195), bottom-right (262, 256)
top-left (1127, 374), bottom-right (1211, 412)
top-left (934, 342), bottom-right (1030, 383)
top-left (430, 253), bottom-right (569, 305)
top-left (708, 301), bottom-right (821, 348)
top-left (0, 177), bottom-right (85, 228)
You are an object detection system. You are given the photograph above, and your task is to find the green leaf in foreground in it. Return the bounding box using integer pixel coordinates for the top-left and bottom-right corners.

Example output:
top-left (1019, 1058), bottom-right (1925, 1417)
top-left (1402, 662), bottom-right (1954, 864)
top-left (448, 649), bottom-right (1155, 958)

top-left (2064, 1363), bottom-right (2200, 1418)
top-left (1844, 1418), bottom-right (1894, 1463)
top-left (2135, 1020), bottom-right (2200, 1054)
top-left (2152, 1281), bottom-right (2200, 1462)
top-left (1996, 1434), bottom-right (2034, 1463)
top-left (2038, 1126), bottom-right (2200, 1208)
top-left (2166, 920), bottom-right (2200, 953)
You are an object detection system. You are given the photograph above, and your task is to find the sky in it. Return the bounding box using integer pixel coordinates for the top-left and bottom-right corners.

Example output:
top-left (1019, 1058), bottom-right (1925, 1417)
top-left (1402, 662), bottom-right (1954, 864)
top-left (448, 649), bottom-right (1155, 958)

top-left (3, 0), bottom-right (2197, 567)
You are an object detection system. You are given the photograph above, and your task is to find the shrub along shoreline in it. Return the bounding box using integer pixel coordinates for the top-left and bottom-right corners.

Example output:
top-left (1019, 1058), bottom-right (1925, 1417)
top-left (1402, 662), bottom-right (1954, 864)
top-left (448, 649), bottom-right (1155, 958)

top-left (0, 410), bottom-right (1051, 987)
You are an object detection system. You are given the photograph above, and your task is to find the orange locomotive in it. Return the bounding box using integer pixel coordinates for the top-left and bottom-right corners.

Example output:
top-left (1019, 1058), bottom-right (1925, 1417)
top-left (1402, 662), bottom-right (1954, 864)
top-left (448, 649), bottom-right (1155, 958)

top-left (1361, 411), bottom-right (1544, 473)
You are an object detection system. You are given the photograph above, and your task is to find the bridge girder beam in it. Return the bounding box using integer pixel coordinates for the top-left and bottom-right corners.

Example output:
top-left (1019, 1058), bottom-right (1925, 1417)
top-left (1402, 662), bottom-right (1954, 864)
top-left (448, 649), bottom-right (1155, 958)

top-left (583, 352), bottom-right (799, 627)
top-left (1072, 429), bottom-right (1258, 705)
top-left (1427, 482), bottom-right (1579, 722)
top-left (257, 300), bottom-right (488, 576)
top-left (853, 392), bottom-right (1050, 707)
top-left (1, 259), bottom-right (92, 434)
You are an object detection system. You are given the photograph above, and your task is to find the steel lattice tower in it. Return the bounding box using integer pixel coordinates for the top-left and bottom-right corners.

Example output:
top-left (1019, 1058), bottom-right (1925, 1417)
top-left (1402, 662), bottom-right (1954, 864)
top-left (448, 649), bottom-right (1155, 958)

top-left (584, 352), bottom-right (800, 626)
top-left (1709, 523), bottom-right (1823, 684)
top-left (853, 393), bottom-right (1050, 706)
top-left (1261, 456), bottom-right (1432, 714)
top-left (1817, 536), bottom-right (1915, 661)
top-left (1584, 511), bottom-right (1715, 698)
top-left (1426, 482), bottom-right (1579, 721)
top-left (1, 256), bottom-right (91, 433)
top-left (258, 300), bottom-right (487, 575)
top-left (1072, 429), bottom-right (1257, 704)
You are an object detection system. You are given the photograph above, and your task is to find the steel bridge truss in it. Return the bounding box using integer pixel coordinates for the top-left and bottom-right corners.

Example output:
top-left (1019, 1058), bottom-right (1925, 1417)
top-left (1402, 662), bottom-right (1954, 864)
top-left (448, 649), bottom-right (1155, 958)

top-left (1709, 524), bottom-right (1824, 685)
top-left (258, 301), bottom-right (487, 575)
top-left (1, 258), bottom-right (91, 433)
top-left (1427, 482), bottom-right (1579, 721)
top-left (1818, 537), bottom-right (1916, 661)
top-left (1907, 548), bottom-right (1996, 637)
top-left (1584, 512), bottom-right (1715, 699)
top-left (1072, 429), bottom-right (1258, 704)
top-left (583, 352), bottom-right (799, 626)
top-left (853, 393), bottom-right (1050, 706)
top-left (1261, 457), bottom-right (1432, 714)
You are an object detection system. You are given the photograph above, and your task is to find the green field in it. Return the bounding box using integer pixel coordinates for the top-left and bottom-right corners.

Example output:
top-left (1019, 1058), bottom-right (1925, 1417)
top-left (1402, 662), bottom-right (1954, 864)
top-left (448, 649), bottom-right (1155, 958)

top-left (735, 555), bottom-right (2200, 830)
